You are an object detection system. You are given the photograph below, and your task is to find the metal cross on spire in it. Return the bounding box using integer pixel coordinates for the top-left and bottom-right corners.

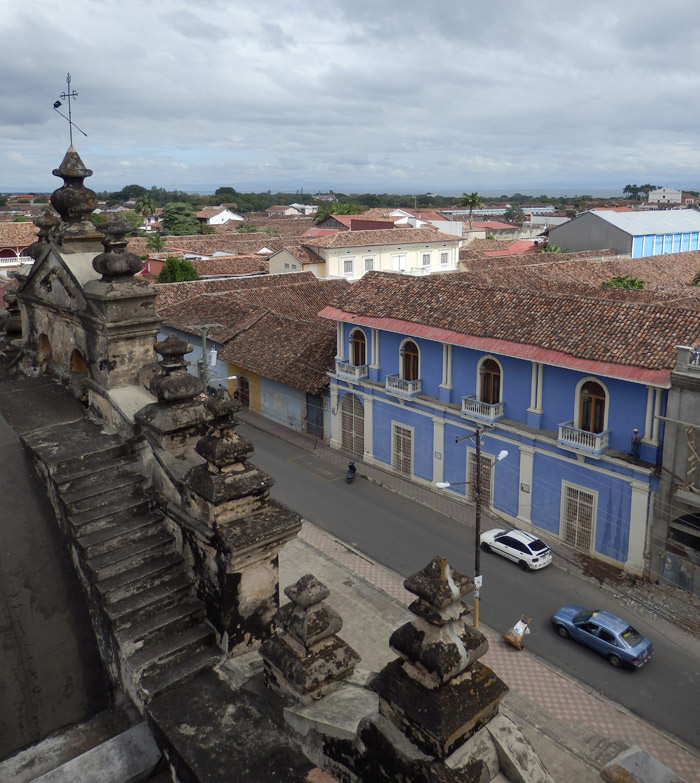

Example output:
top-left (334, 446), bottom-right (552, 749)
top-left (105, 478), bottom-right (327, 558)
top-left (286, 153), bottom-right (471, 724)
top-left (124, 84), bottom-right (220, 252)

top-left (53, 72), bottom-right (88, 145)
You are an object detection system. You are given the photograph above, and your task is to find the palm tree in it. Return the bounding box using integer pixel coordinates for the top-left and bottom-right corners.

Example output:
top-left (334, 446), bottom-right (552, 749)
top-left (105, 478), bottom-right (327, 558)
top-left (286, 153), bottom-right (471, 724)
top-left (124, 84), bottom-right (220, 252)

top-left (455, 191), bottom-right (484, 229)
top-left (135, 194), bottom-right (156, 228)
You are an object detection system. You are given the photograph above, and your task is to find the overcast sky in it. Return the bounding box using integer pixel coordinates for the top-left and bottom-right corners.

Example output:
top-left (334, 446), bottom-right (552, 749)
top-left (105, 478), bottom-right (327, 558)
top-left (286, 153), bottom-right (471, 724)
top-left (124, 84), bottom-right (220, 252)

top-left (4, 1), bottom-right (700, 196)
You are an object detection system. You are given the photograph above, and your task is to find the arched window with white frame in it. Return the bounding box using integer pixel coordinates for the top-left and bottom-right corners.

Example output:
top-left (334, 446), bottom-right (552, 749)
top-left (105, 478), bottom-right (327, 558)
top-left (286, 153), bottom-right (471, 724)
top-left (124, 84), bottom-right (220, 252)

top-left (577, 378), bottom-right (608, 434)
top-left (350, 329), bottom-right (367, 367)
top-left (400, 340), bottom-right (419, 381)
top-left (478, 356), bottom-right (502, 405)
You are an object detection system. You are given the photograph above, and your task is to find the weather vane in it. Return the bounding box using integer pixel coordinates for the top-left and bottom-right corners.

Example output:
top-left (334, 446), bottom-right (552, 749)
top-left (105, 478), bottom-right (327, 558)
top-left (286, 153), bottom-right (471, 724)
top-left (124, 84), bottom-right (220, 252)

top-left (53, 72), bottom-right (87, 145)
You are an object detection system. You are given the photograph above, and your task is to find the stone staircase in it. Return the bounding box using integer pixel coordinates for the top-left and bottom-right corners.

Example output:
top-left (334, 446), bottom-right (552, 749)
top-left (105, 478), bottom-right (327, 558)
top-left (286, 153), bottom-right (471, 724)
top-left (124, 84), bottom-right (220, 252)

top-left (32, 420), bottom-right (222, 705)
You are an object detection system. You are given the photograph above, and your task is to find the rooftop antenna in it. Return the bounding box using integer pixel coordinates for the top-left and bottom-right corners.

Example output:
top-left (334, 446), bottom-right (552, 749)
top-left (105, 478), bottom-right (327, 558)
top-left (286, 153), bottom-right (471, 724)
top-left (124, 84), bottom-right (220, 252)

top-left (53, 72), bottom-right (88, 145)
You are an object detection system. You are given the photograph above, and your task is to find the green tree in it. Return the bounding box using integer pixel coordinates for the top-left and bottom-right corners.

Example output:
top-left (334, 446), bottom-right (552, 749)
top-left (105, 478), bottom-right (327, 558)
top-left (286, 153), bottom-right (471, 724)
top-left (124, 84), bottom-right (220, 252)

top-left (12, 215), bottom-right (27, 222)
top-left (236, 222), bottom-right (260, 233)
top-left (692, 270), bottom-right (700, 286)
top-left (539, 242), bottom-right (563, 253)
top-left (0, 195), bottom-right (7, 207)
top-left (147, 234), bottom-right (165, 253)
top-left (33, 195), bottom-right (49, 204)
top-left (503, 205), bottom-right (526, 224)
top-left (161, 202), bottom-right (200, 235)
top-left (455, 191), bottom-right (484, 229)
top-left (157, 257), bottom-right (200, 283)
top-left (119, 209), bottom-right (145, 233)
top-left (602, 275), bottom-right (646, 290)
top-left (91, 213), bottom-right (108, 227)
top-left (135, 193), bottom-right (155, 221)
top-left (314, 201), bottom-right (364, 224)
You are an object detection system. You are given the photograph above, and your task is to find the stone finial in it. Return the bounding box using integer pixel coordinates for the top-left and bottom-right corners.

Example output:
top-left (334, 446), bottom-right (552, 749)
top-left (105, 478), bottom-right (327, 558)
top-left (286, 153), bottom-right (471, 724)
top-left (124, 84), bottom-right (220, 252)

top-left (390, 556), bottom-right (485, 689)
top-left (186, 388), bottom-right (268, 506)
top-left (369, 556), bottom-right (508, 759)
top-left (92, 218), bottom-right (143, 278)
top-left (194, 389), bottom-right (246, 468)
top-left (27, 210), bottom-right (60, 260)
top-left (49, 146), bottom-right (104, 251)
top-left (149, 333), bottom-right (202, 403)
top-left (261, 573), bottom-right (360, 702)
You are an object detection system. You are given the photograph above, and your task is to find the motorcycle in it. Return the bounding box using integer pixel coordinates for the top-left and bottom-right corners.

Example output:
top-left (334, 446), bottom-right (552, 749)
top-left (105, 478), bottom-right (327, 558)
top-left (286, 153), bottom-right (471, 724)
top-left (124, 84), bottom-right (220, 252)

top-left (346, 461), bottom-right (357, 484)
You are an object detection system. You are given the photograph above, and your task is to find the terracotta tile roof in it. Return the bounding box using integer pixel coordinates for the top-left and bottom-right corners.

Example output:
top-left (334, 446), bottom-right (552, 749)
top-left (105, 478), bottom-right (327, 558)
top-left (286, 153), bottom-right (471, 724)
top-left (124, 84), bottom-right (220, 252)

top-left (191, 256), bottom-right (269, 276)
top-left (127, 234), bottom-right (284, 257)
top-left (323, 271), bottom-right (700, 372)
top-left (461, 249), bottom-right (700, 303)
top-left (272, 244), bottom-right (326, 266)
top-left (232, 279), bottom-right (349, 321)
top-left (157, 276), bottom-right (347, 393)
top-left (220, 313), bottom-right (336, 394)
top-left (356, 208), bottom-right (402, 221)
top-left (401, 210), bottom-right (447, 222)
top-left (303, 227), bottom-right (458, 249)
top-left (482, 240), bottom-right (543, 256)
top-left (472, 221), bottom-right (516, 230)
top-left (154, 271), bottom-right (317, 310)
top-left (0, 222), bottom-right (39, 248)
top-left (195, 207), bottom-right (235, 219)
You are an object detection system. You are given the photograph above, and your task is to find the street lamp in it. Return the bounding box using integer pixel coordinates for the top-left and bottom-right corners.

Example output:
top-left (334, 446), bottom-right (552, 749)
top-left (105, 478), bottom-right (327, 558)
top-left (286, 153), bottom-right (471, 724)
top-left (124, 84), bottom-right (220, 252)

top-left (436, 430), bottom-right (508, 629)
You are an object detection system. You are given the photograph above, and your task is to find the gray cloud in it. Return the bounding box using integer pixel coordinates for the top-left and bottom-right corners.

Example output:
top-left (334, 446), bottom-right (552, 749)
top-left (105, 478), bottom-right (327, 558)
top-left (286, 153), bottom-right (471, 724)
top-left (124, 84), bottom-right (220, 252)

top-left (2, 0), bottom-right (700, 194)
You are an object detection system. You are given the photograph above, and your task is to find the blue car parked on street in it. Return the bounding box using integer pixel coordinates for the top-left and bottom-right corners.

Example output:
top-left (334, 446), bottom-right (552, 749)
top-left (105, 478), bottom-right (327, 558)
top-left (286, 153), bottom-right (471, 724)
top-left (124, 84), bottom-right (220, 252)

top-left (551, 605), bottom-right (653, 669)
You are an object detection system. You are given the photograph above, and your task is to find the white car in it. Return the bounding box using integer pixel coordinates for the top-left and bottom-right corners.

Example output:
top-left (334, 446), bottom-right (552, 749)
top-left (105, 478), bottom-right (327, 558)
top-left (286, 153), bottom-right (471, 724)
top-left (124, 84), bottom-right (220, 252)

top-left (479, 528), bottom-right (552, 571)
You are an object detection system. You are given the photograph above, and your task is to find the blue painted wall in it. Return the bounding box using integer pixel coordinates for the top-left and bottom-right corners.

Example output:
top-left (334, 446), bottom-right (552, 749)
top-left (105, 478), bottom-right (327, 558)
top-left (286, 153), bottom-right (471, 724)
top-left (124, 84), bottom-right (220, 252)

top-left (260, 376), bottom-right (304, 431)
top-left (332, 322), bottom-right (666, 568)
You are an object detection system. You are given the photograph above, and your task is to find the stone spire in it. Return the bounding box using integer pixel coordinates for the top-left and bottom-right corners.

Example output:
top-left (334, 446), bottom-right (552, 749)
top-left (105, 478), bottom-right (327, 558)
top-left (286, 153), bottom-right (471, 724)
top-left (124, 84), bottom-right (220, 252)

top-left (171, 387), bottom-right (301, 652)
top-left (135, 333), bottom-right (207, 451)
top-left (261, 573), bottom-right (360, 702)
top-left (368, 556), bottom-right (508, 759)
top-left (92, 218), bottom-right (143, 278)
top-left (50, 146), bottom-right (104, 252)
top-left (26, 209), bottom-right (61, 262)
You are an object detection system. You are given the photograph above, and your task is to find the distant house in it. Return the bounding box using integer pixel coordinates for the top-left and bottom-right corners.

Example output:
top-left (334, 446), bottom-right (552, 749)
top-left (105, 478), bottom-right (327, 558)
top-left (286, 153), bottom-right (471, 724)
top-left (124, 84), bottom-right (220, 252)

top-left (547, 210), bottom-right (700, 257)
top-left (268, 227), bottom-right (461, 280)
top-left (0, 222), bottom-right (38, 271)
top-left (315, 214), bottom-right (396, 232)
top-left (195, 207), bottom-right (244, 226)
top-left (647, 187), bottom-right (682, 206)
top-left (266, 205), bottom-right (304, 217)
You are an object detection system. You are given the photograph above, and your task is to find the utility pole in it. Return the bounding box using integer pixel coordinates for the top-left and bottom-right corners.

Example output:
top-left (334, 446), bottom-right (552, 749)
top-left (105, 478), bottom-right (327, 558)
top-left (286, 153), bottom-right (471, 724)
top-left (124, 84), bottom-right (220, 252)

top-left (187, 321), bottom-right (221, 392)
top-left (436, 428), bottom-right (508, 630)
top-left (473, 429), bottom-right (483, 629)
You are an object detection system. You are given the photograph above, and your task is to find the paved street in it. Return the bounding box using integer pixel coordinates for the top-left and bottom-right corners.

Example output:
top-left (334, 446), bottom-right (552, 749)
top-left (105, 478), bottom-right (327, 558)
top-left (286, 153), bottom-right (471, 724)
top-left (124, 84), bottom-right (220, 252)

top-left (237, 411), bottom-right (700, 760)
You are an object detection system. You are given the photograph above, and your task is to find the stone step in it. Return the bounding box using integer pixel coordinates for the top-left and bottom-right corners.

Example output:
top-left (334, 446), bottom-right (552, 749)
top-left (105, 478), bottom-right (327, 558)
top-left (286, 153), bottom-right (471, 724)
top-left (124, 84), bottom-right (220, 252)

top-left (138, 647), bottom-right (222, 702)
top-left (88, 531), bottom-right (176, 581)
top-left (69, 492), bottom-right (151, 535)
top-left (117, 599), bottom-right (205, 654)
top-left (50, 440), bottom-right (130, 477)
top-left (98, 553), bottom-right (186, 606)
top-left (54, 453), bottom-right (142, 494)
top-left (128, 623), bottom-right (215, 680)
top-left (108, 574), bottom-right (195, 631)
top-left (77, 511), bottom-right (165, 559)
top-left (63, 475), bottom-right (148, 515)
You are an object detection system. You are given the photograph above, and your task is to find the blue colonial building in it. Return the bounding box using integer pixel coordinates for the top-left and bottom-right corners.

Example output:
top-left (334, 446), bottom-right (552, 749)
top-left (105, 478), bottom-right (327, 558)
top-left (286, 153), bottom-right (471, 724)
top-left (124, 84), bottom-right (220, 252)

top-left (320, 272), bottom-right (700, 577)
